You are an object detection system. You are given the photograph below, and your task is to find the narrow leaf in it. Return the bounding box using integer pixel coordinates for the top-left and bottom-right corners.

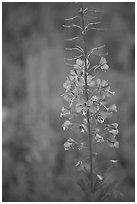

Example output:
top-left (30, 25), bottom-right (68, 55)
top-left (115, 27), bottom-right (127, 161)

top-left (65, 47), bottom-right (84, 53)
top-left (64, 54), bottom-right (83, 61)
top-left (84, 15), bottom-right (98, 20)
top-left (92, 52), bottom-right (108, 57)
top-left (63, 24), bottom-right (82, 30)
top-left (64, 37), bottom-right (83, 42)
top-left (87, 44), bottom-right (105, 57)
top-left (75, 45), bottom-right (84, 53)
top-left (84, 22), bottom-right (101, 31)
top-left (65, 16), bottom-right (79, 21)
top-left (88, 9), bottom-right (104, 13)
top-left (65, 62), bottom-right (74, 67)
top-left (88, 27), bottom-right (107, 32)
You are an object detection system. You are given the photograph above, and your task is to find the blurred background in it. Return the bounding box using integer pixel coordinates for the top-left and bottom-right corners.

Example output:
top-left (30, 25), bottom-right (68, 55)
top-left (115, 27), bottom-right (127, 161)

top-left (2, 2), bottom-right (135, 202)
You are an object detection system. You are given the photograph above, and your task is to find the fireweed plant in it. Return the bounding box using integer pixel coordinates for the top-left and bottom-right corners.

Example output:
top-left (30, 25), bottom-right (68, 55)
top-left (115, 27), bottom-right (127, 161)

top-left (60, 3), bottom-right (120, 201)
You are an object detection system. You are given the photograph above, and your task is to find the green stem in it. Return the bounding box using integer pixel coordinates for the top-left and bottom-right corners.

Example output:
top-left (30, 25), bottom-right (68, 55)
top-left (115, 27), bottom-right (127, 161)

top-left (80, 3), bottom-right (93, 192)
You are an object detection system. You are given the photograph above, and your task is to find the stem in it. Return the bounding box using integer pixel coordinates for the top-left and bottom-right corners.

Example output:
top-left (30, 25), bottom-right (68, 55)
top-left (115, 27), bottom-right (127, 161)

top-left (80, 3), bottom-right (93, 191)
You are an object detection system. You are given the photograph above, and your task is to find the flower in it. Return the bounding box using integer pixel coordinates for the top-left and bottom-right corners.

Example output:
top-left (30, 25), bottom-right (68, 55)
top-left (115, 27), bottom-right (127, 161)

top-left (87, 99), bottom-right (99, 114)
top-left (75, 99), bottom-right (87, 115)
top-left (63, 76), bottom-right (76, 91)
top-left (75, 97), bottom-right (99, 115)
top-left (63, 78), bottom-right (72, 91)
top-left (99, 57), bottom-right (109, 71)
top-left (60, 107), bottom-right (70, 117)
top-left (96, 111), bottom-right (112, 123)
top-left (95, 133), bottom-right (104, 142)
top-left (64, 138), bottom-right (75, 150)
top-left (96, 78), bottom-right (115, 99)
top-left (97, 78), bottom-right (109, 88)
top-left (63, 92), bottom-right (74, 103)
top-left (87, 75), bottom-right (96, 87)
top-left (114, 141), bottom-right (119, 148)
top-left (77, 75), bottom-right (95, 87)
top-left (79, 124), bottom-right (87, 133)
top-left (73, 86), bottom-right (83, 97)
top-left (108, 139), bottom-right (119, 148)
top-left (109, 129), bottom-right (119, 135)
top-left (112, 123), bottom-right (118, 129)
top-left (109, 104), bottom-right (117, 112)
top-left (75, 58), bottom-right (83, 67)
top-left (62, 120), bottom-right (73, 130)
top-left (74, 59), bottom-right (85, 76)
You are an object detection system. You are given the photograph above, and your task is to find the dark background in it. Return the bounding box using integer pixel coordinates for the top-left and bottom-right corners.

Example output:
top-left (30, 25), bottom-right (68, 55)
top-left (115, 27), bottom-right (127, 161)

top-left (2, 2), bottom-right (135, 202)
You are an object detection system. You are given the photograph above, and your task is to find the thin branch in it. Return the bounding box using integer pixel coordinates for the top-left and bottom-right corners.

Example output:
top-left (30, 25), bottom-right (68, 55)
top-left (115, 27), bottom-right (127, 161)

top-left (87, 44), bottom-right (106, 57)
top-left (75, 45), bottom-right (84, 53)
top-left (65, 62), bottom-right (74, 67)
top-left (88, 9), bottom-right (104, 13)
top-left (65, 16), bottom-right (79, 21)
top-left (65, 47), bottom-right (84, 53)
top-left (84, 15), bottom-right (98, 20)
top-left (84, 22), bottom-right (101, 31)
top-left (64, 54), bottom-right (83, 61)
top-left (63, 24), bottom-right (83, 30)
top-left (87, 27), bottom-right (107, 32)
top-left (64, 37), bottom-right (84, 42)
top-left (92, 52), bottom-right (108, 57)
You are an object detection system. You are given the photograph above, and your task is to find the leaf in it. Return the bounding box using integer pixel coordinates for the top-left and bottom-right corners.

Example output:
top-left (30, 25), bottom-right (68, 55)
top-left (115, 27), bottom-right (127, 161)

top-left (88, 27), bottom-right (107, 32)
top-left (87, 45), bottom-right (105, 57)
top-left (65, 15), bottom-right (79, 21)
top-left (88, 9), bottom-right (104, 13)
top-left (65, 47), bottom-right (83, 53)
top-left (84, 22), bottom-right (101, 31)
top-left (75, 45), bottom-right (84, 53)
top-left (63, 24), bottom-right (82, 30)
top-left (65, 37), bottom-right (83, 42)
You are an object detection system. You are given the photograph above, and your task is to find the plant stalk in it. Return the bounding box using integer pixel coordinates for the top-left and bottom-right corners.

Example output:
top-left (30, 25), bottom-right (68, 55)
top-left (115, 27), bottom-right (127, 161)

top-left (80, 3), bottom-right (93, 192)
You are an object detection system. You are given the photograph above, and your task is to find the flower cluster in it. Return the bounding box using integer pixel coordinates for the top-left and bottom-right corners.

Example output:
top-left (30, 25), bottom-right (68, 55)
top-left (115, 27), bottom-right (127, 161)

top-left (61, 57), bottom-right (119, 150)
top-left (61, 4), bottom-right (119, 197)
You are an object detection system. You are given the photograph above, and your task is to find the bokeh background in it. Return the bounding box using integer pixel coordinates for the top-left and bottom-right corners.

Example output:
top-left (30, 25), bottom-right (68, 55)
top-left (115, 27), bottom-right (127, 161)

top-left (2, 2), bottom-right (135, 202)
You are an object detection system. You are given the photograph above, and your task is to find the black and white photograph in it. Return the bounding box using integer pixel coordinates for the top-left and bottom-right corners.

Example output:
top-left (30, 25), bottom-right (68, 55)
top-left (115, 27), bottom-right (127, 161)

top-left (2, 1), bottom-right (135, 202)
